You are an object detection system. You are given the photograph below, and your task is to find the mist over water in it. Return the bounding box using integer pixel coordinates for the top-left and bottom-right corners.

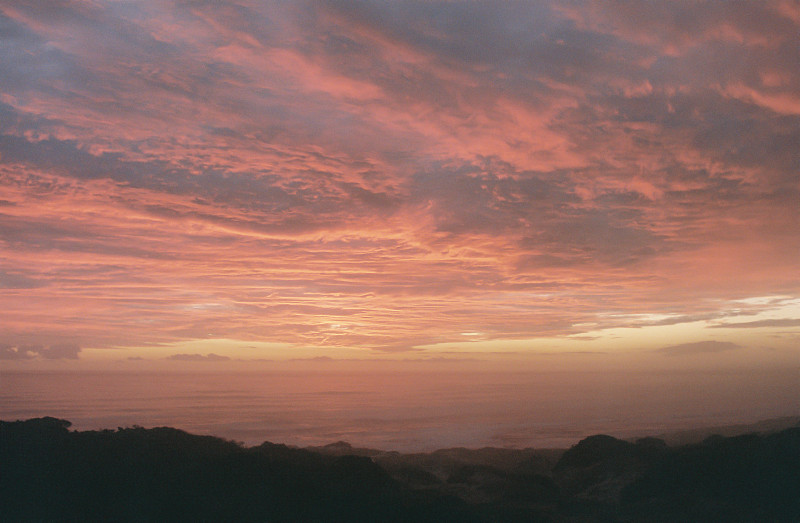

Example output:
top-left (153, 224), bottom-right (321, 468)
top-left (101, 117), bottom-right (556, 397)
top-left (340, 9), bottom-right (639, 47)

top-left (2, 369), bottom-right (797, 451)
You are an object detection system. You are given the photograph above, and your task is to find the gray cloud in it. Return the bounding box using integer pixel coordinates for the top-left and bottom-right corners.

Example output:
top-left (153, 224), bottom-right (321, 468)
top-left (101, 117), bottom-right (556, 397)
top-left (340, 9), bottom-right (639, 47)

top-left (0, 344), bottom-right (35, 360)
top-left (655, 341), bottom-right (741, 357)
top-left (0, 269), bottom-right (43, 289)
top-left (0, 343), bottom-right (81, 359)
top-left (711, 319), bottom-right (800, 329)
top-left (166, 353), bottom-right (231, 362)
top-left (40, 343), bottom-right (81, 359)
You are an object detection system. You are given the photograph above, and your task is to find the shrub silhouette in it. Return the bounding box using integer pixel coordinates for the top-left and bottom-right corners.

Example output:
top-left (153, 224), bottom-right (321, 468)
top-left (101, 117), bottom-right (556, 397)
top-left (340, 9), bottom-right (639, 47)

top-left (3, 418), bottom-right (799, 522)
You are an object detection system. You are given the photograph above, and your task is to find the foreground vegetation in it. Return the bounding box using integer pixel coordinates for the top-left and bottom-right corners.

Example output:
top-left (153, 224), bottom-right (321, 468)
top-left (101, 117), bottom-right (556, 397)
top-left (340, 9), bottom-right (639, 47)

top-left (2, 417), bottom-right (798, 521)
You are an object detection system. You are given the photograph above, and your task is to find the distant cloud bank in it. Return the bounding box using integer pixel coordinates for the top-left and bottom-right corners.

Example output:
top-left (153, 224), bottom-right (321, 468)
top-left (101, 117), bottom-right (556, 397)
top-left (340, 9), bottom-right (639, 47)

top-left (655, 341), bottom-right (741, 357)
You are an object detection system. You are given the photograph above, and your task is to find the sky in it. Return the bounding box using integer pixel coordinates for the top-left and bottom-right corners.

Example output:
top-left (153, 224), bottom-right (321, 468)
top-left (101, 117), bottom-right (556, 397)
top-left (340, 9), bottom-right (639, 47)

top-left (1, 1), bottom-right (799, 369)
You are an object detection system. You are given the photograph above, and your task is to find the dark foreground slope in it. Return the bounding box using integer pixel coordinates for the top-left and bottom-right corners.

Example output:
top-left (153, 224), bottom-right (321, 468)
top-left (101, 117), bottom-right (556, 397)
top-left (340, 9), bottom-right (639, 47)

top-left (307, 425), bottom-right (800, 522)
top-left (3, 418), bottom-right (800, 522)
top-left (0, 418), bottom-right (494, 522)
top-left (552, 429), bottom-right (800, 521)
top-left (0, 418), bottom-right (546, 522)
top-left (310, 427), bottom-right (800, 522)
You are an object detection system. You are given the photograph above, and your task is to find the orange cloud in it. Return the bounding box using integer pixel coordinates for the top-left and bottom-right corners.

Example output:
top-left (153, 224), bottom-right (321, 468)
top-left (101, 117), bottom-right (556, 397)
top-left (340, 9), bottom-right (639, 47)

top-left (0, 1), bottom-right (798, 360)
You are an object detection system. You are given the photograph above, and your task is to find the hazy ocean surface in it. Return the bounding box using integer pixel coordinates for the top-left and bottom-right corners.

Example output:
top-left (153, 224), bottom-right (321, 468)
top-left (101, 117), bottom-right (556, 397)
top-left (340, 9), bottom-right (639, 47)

top-left (1, 369), bottom-right (798, 451)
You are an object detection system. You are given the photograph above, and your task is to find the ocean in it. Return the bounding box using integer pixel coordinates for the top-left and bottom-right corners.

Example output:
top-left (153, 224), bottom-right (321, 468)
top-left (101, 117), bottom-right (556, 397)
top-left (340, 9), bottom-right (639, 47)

top-left (1, 368), bottom-right (797, 451)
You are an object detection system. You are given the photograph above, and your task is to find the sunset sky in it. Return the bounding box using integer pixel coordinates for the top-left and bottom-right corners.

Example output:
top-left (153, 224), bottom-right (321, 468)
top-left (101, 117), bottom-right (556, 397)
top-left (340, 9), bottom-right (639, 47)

top-left (1, 1), bottom-right (799, 368)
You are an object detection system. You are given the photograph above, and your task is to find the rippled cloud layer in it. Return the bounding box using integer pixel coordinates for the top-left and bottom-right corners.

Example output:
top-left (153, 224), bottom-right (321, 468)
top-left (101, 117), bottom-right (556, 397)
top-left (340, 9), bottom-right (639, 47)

top-left (1, 1), bottom-right (798, 359)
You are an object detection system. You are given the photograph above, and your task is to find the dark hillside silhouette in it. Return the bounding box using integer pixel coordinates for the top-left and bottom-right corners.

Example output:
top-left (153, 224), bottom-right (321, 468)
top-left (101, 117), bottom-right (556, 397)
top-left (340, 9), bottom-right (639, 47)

top-left (0, 418), bottom-right (497, 522)
top-left (2, 417), bottom-right (799, 522)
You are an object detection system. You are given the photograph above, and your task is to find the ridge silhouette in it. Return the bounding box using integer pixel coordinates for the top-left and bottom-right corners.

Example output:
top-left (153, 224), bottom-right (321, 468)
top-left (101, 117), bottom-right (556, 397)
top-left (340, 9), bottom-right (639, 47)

top-left (2, 417), bottom-right (799, 522)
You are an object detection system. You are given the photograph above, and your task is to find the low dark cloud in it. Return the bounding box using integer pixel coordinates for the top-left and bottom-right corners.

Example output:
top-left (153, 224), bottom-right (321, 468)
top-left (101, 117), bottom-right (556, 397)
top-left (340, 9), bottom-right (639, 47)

top-left (711, 319), bottom-right (800, 329)
top-left (0, 344), bottom-right (81, 360)
top-left (0, 345), bottom-right (35, 360)
top-left (166, 353), bottom-right (231, 362)
top-left (655, 341), bottom-right (741, 357)
top-left (40, 344), bottom-right (81, 360)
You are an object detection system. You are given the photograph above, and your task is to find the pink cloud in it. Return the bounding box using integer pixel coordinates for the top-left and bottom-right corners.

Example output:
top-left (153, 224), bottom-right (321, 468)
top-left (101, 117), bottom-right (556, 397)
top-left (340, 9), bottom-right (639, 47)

top-left (0, 1), bottom-right (798, 353)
